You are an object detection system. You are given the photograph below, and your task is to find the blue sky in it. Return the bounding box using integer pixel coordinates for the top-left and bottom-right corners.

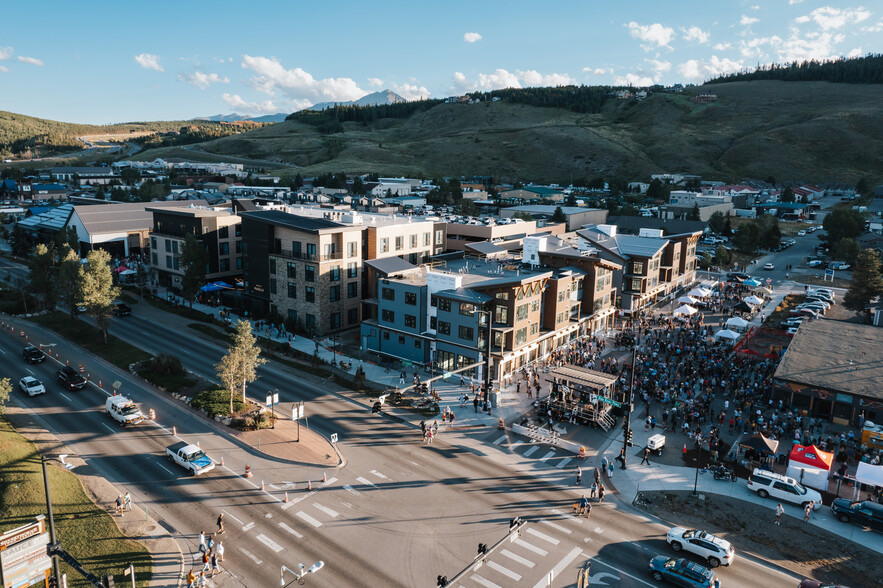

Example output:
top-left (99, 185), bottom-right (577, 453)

top-left (2, 1), bottom-right (881, 124)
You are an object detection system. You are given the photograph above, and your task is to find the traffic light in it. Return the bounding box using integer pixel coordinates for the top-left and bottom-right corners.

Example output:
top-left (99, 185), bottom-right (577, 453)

top-left (477, 543), bottom-right (488, 556)
top-left (437, 575), bottom-right (448, 587)
top-left (625, 429), bottom-right (634, 447)
top-left (509, 517), bottom-right (523, 532)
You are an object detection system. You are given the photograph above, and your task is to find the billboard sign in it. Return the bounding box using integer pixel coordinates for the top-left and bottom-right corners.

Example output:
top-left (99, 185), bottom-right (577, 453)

top-left (0, 517), bottom-right (51, 588)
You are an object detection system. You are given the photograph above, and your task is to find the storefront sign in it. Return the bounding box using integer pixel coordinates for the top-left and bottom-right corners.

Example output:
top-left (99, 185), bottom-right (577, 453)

top-left (0, 517), bottom-right (51, 588)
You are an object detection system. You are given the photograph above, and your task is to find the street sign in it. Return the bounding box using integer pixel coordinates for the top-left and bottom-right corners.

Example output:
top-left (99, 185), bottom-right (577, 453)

top-left (443, 371), bottom-right (452, 380)
top-left (597, 395), bottom-right (622, 408)
top-left (112, 380), bottom-right (122, 390)
top-left (266, 392), bottom-right (279, 407)
top-left (292, 403), bottom-right (304, 420)
top-left (330, 433), bottom-right (338, 444)
top-left (0, 516), bottom-right (51, 588)
top-left (402, 360), bottom-right (413, 368)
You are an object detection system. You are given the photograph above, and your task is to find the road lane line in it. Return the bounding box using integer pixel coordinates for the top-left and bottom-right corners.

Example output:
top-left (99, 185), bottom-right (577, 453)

top-left (513, 538), bottom-right (547, 557)
top-left (291, 490), bottom-right (317, 505)
top-left (500, 549), bottom-right (534, 568)
top-left (27, 368), bottom-right (35, 376)
top-left (295, 511), bottom-right (322, 528)
top-left (278, 522), bottom-right (303, 539)
top-left (255, 533), bottom-right (284, 553)
top-left (538, 450), bottom-right (556, 462)
top-left (369, 470), bottom-right (387, 480)
top-left (313, 504), bottom-right (339, 518)
top-left (356, 476), bottom-right (376, 488)
top-left (222, 511), bottom-right (244, 525)
top-left (526, 528), bottom-right (559, 545)
top-left (532, 547), bottom-right (582, 588)
top-left (508, 442), bottom-right (523, 452)
top-left (550, 508), bottom-right (583, 525)
top-left (59, 392), bottom-right (72, 402)
top-left (156, 462), bottom-right (175, 475)
top-left (587, 558), bottom-right (656, 587)
top-left (237, 548), bottom-right (262, 565)
top-left (486, 561), bottom-right (521, 581)
top-left (493, 435), bottom-right (507, 445)
top-left (321, 476), bottom-right (338, 487)
top-left (343, 485), bottom-right (360, 495)
top-left (102, 423), bottom-right (115, 433)
top-left (540, 519), bottom-right (572, 534)
top-left (470, 574), bottom-right (501, 588)
top-left (523, 446), bottom-right (539, 457)
top-left (556, 457), bottom-right (573, 469)
top-left (241, 522), bottom-right (255, 532)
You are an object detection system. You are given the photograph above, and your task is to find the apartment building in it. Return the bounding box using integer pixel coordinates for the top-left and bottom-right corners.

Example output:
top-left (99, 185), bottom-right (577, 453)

top-left (239, 210), bottom-right (364, 336)
top-left (148, 206), bottom-right (243, 290)
top-left (606, 217), bottom-right (702, 291)
top-left (443, 217), bottom-right (565, 252)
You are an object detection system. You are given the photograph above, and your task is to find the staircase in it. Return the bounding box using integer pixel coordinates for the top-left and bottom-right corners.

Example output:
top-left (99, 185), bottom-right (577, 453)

top-left (595, 411), bottom-right (615, 432)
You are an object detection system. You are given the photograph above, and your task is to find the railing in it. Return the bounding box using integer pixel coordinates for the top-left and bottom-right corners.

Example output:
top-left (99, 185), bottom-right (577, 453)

top-left (596, 411), bottom-right (615, 431)
top-left (274, 249), bottom-right (343, 262)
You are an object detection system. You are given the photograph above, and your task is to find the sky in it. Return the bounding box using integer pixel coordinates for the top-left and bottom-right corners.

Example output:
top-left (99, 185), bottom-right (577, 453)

top-left (1, 1), bottom-right (881, 124)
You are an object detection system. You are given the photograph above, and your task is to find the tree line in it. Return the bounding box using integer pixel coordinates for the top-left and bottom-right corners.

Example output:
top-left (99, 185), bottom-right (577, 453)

top-left (706, 54), bottom-right (883, 85)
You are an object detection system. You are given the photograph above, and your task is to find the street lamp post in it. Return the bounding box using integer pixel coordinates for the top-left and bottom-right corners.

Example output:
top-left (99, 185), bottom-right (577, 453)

top-left (475, 309), bottom-right (493, 413)
top-left (693, 433), bottom-right (704, 495)
top-left (621, 347), bottom-right (637, 470)
top-left (40, 454), bottom-right (61, 586)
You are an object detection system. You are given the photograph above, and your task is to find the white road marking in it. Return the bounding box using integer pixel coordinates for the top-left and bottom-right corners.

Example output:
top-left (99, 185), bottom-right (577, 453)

top-left (241, 522), bottom-right (255, 532)
top-left (296, 511), bottom-right (322, 528)
top-left (556, 457), bottom-right (573, 469)
top-left (523, 446), bottom-right (540, 457)
top-left (313, 503), bottom-right (339, 518)
top-left (500, 549), bottom-right (535, 568)
top-left (538, 450), bottom-right (556, 462)
top-left (550, 508), bottom-right (583, 525)
top-left (532, 547), bottom-right (582, 588)
top-left (493, 435), bottom-right (508, 445)
top-left (356, 476), bottom-right (376, 488)
top-left (321, 476), bottom-right (338, 487)
top-left (526, 528), bottom-right (560, 545)
top-left (278, 522), bottom-right (303, 539)
top-left (508, 442), bottom-right (523, 452)
top-left (102, 423), bottom-right (115, 433)
top-left (487, 560), bottom-right (521, 581)
top-left (237, 547), bottom-right (262, 565)
top-left (26, 368), bottom-right (35, 376)
top-left (540, 519), bottom-right (572, 534)
top-left (222, 511), bottom-right (244, 525)
top-left (59, 392), bottom-right (72, 402)
top-left (369, 470), bottom-right (387, 480)
top-left (585, 559), bottom-right (656, 587)
top-left (255, 533), bottom-right (283, 553)
top-left (291, 490), bottom-right (317, 505)
top-left (343, 485), bottom-right (360, 495)
top-left (281, 502), bottom-right (295, 511)
top-left (513, 538), bottom-right (547, 557)
top-left (470, 574), bottom-right (502, 588)
top-left (156, 462), bottom-right (175, 475)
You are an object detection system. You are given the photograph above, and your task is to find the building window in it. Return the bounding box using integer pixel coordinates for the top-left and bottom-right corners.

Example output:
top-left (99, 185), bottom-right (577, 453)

top-left (514, 327), bottom-right (527, 346)
top-left (348, 282), bottom-right (358, 298)
top-left (329, 265), bottom-right (340, 281)
top-left (632, 261), bottom-right (643, 274)
top-left (493, 331), bottom-right (503, 348)
top-left (438, 299), bottom-right (452, 312)
top-left (405, 315), bottom-right (416, 328)
top-left (165, 240), bottom-right (171, 252)
top-left (405, 291), bottom-right (417, 305)
top-left (382, 309), bottom-right (395, 323)
top-left (305, 314), bottom-right (316, 331)
top-left (151, 252), bottom-right (158, 266)
top-left (330, 285), bottom-right (341, 302)
top-left (398, 334), bottom-right (405, 344)
top-left (380, 238), bottom-right (389, 253)
top-left (495, 292), bottom-right (509, 300)
top-left (306, 243), bottom-right (316, 259)
top-left (150, 236), bottom-right (157, 249)
top-left (269, 279), bottom-right (277, 294)
top-left (558, 291), bottom-right (565, 302)
top-left (305, 287), bottom-right (315, 303)
top-left (458, 325), bottom-right (474, 340)
top-left (305, 265), bottom-right (315, 282)
top-left (219, 226), bottom-right (229, 239)
top-left (347, 262), bottom-right (357, 278)
top-left (459, 303), bottom-right (474, 316)
top-left (292, 241), bottom-right (302, 256)
top-left (220, 259), bottom-right (230, 271)
top-left (236, 257), bottom-right (242, 270)
top-left (430, 316), bottom-right (437, 329)
top-left (409, 234), bottom-right (418, 248)
top-left (631, 279), bottom-right (642, 291)
top-left (323, 243), bottom-right (336, 259)
top-left (235, 224), bottom-right (242, 237)
top-left (423, 232), bottom-right (430, 246)
top-left (382, 287), bottom-right (395, 301)
top-left (438, 321), bottom-right (451, 335)
top-left (495, 305), bottom-right (508, 323)
top-left (172, 241), bottom-right (179, 254)
top-left (348, 241), bottom-right (357, 258)
top-left (435, 230), bottom-right (444, 245)
top-left (516, 304), bottom-right (528, 321)
top-left (288, 309), bottom-right (297, 322)
top-left (286, 262), bottom-right (296, 278)
top-left (557, 312), bottom-right (565, 324)
top-left (530, 323), bottom-right (538, 335)
top-left (330, 313), bottom-right (341, 329)
top-left (173, 257), bottom-right (179, 270)
top-left (395, 236), bottom-right (403, 251)
top-left (348, 308), bottom-right (359, 324)
top-left (235, 241), bottom-right (242, 254)
top-left (415, 339), bottom-right (422, 348)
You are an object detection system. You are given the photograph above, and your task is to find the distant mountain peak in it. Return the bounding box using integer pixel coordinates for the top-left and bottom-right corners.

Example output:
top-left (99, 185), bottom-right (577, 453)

top-left (302, 89), bottom-right (407, 112)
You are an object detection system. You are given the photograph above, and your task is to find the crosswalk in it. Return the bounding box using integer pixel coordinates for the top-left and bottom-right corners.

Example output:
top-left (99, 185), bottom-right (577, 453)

top-left (474, 429), bottom-right (594, 479)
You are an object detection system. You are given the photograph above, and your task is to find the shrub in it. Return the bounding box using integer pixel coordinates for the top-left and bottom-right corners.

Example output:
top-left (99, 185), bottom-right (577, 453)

top-left (143, 353), bottom-right (186, 377)
top-left (191, 388), bottom-right (246, 418)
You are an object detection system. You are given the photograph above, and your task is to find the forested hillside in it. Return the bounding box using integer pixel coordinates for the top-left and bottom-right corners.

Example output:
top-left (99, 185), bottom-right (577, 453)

top-left (707, 54), bottom-right (883, 85)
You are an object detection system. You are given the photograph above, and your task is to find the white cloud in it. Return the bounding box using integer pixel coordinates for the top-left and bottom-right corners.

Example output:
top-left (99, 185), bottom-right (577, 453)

top-left (802, 7), bottom-right (871, 30)
top-left (789, 0), bottom-right (804, 4)
top-left (221, 93), bottom-right (283, 115)
top-left (739, 36), bottom-right (775, 59)
top-left (240, 55), bottom-right (365, 106)
top-left (134, 53), bottom-right (163, 72)
top-left (862, 19), bottom-right (883, 32)
top-left (627, 22), bottom-right (675, 50)
top-left (367, 77), bottom-right (383, 87)
top-left (0, 46), bottom-right (12, 60)
top-left (678, 56), bottom-right (744, 82)
top-left (392, 82), bottom-right (431, 100)
top-left (517, 70), bottom-right (574, 86)
top-left (17, 56), bottom-right (43, 66)
top-left (646, 59), bottom-right (671, 79)
top-left (682, 26), bottom-right (710, 44)
top-left (740, 15), bottom-right (759, 25)
top-left (0, 66), bottom-right (8, 73)
top-left (713, 42), bottom-right (732, 50)
top-left (177, 71), bottom-right (229, 89)
top-left (463, 32), bottom-right (482, 43)
top-left (583, 67), bottom-right (613, 75)
top-left (771, 30), bottom-right (845, 62)
top-left (847, 47), bottom-right (864, 58)
top-left (451, 68), bottom-right (574, 92)
top-left (613, 72), bottom-right (654, 87)
top-left (795, 15), bottom-right (811, 24)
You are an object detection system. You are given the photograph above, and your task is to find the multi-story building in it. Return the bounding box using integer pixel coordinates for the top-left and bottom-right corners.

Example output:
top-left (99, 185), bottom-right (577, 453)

top-left (148, 207), bottom-right (243, 291)
top-left (240, 210), bottom-right (364, 335)
top-left (443, 217), bottom-right (564, 252)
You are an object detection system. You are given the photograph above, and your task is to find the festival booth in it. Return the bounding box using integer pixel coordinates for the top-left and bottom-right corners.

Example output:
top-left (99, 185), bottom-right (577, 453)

top-left (546, 366), bottom-right (621, 429)
top-left (714, 329), bottom-right (741, 344)
top-left (787, 444), bottom-right (833, 490)
top-left (673, 304), bottom-right (698, 316)
top-left (739, 433), bottom-right (779, 468)
top-left (855, 462), bottom-right (883, 495)
top-left (725, 317), bottom-right (749, 331)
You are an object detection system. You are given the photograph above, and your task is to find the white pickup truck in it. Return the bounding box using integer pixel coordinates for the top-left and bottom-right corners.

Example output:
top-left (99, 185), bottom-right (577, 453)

top-left (165, 442), bottom-right (215, 476)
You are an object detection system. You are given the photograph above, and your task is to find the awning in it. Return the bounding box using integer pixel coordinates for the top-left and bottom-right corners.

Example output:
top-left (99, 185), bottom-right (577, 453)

top-left (725, 317), bottom-right (749, 329)
top-left (676, 295), bottom-right (698, 305)
top-left (788, 444), bottom-right (833, 471)
top-left (673, 304), bottom-right (698, 316)
top-left (714, 329), bottom-right (741, 341)
top-left (200, 281), bottom-right (235, 292)
top-left (743, 278), bottom-right (762, 287)
top-left (744, 295), bottom-right (764, 305)
top-left (856, 462), bottom-right (883, 488)
top-left (739, 433), bottom-right (779, 455)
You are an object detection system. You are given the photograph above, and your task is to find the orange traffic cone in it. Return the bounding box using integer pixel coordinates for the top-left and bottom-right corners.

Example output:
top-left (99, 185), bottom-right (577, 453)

top-left (307, 480), bottom-right (312, 491)
top-left (323, 472), bottom-right (327, 483)
top-left (260, 480), bottom-right (265, 491)
top-left (284, 492), bottom-right (289, 503)
top-left (683, 444), bottom-right (687, 454)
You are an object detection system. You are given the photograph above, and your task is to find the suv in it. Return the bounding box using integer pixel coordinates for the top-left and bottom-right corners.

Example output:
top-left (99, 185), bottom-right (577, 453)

top-left (648, 557), bottom-right (716, 587)
top-left (830, 499), bottom-right (883, 531)
top-left (747, 468), bottom-right (822, 509)
top-left (666, 527), bottom-right (735, 568)
top-left (22, 346), bottom-right (45, 363)
top-left (55, 365), bottom-right (87, 391)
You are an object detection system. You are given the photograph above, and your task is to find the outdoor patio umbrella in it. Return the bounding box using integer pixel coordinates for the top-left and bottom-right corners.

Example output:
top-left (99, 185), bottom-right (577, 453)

top-left (744, 295), bottom-right (765, 305)
top-left (673, 304), bottom-right (698, 316)
top-left (677, 295), bottom-right (698, 305)
top-left (739, 433), bottom-right (779, 455)
top-left (714, 329), bottom-right (741, 341)
top-left (725, 316), bottom-right (749, 329)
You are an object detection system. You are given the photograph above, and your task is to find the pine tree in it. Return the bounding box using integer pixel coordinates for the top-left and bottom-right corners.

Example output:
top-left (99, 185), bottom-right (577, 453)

top-left (551, 206), bottom-right (567, 223)
top-left (28, 243), bottom-right (57, 311)
top-left (844, 249), bottom-right (883, 313)
top-left (56, 247), bottom-right (82, 319)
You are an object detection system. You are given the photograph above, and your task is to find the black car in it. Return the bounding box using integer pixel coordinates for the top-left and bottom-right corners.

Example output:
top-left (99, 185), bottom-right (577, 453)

top-left (113, 303), bottom-right (132, 317)
top-left (728, 272), bottom-right (750, 281)
top-left (22, 346), bottom-right (45, 363)
top-left (830, 499), bottom-right (883, 531)
top-left (55, 365), bottom-right (87, 391)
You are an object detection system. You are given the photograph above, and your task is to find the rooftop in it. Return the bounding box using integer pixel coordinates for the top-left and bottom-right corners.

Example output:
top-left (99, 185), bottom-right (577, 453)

top-left (239, 210), bottom-right (352, 233)
top-left (578, 227), bottom-right (668, 258)
top-left (507, 205), bottom-right (604, 215)
top-left (774, 319), bottom-right (883, 400)
top-left (607, 216), bottom-right (706, 236)
top-left (387, 254), bottom-right (553, 289)
top-left (73, 201), bottom-right (209, 235)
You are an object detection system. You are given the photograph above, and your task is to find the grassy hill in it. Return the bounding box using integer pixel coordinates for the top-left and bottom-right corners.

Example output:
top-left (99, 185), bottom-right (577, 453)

top-left (134, 81), bottom-right (883, 184)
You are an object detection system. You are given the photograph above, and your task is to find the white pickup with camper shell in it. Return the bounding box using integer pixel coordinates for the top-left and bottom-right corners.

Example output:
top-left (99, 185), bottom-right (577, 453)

top-left (166, 441), bottom-right (215, 475)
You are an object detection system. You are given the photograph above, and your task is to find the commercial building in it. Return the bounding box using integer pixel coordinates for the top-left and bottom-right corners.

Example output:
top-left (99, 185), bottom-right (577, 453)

top-left (500, 205), bottom-right (608, 231)
top-left (443, 217), bottom-right (563, 252)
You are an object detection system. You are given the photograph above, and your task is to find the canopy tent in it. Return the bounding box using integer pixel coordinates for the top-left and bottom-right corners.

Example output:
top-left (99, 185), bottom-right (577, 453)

top-left (744, 295), bottom-right (765, 306)
top-left (753, 286), bottom-right (772, 294)
top-left (743, 278), bottom-right (762, 287)
top-left (786, 444), bottom-right (834, 491)
top-left (714, 329), bottom-right (741, 341)
top-left (673, 304), bottom-right (698, 316)
top-left (676, 295), bottom-right (698, 305)
top-left (789, 444), bottom-right (833, 470)
top-left (734, 301), bottom-right (754, 313)
top-left (725, 317), bottom-right (749, 329)
top-left (856, 462), bottom-right (883, 488)
top-left (118, 269), bottom-right (137, 276)
top-left (688, 287), bottom-right (711, 298)
top-left (200, 281), bottom-right (235, 293)
top-left (739, 433), bottom-right (779, 455)
top-left (113, 265), bottom-right (131, 274)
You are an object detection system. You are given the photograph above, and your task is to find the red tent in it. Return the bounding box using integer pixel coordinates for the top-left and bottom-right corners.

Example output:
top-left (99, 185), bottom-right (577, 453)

top-left (788, 444), bottom-right (833, 471)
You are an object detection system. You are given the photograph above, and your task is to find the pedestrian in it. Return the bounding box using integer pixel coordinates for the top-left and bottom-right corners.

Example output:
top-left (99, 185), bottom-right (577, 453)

top-left (201, 551), bottom-right (210, 573)
top-left (641, 447), bottom-right (651, 465)
top-left (473, 396), bottom-right (479, 413)
top-left (579, 494), bottom-right (589, 517)
top-left (598, 483), bottom-right (605, 502)
top-left (198, 531), bottom-right (206, 553)
top-left (427, 429), bottom-right (434, 444)
top-left (198, 570), bottom-right (207, 588)
top-left (593, 467), bottom-right (601, 486)
top-left (576, 466), bottom-right (582, 485)
top-left (803, 503), bottom-right (811, 523)
top-left (115, 495), bottom-right (123, 516)
top-left (216, 513), bottom-right (224, 534)
top-left (775, 503), bottom-right (784, 525)
top-left (420, 420), bottom-right (426, 436)
top-left (211, 552), bottom-right (219, 577)
top-left (608, 460), bottom-right (614, 478)
top-left (216, 542), bottom-right (224, 562)
top-left (124, 492), bottom-right (132, 511)
top-left (206, 534), bottom-right (214, 554)
top-left (449, 412), bottom-right (456, 428)
top-left (808, 500), bottom-right (816, 518)
top-left (187, 569), bottom-right (196, 588)
top-left (601, 457), bottom-right (608, 474)
top-left (432, 420), bottom-right (438, 436)
top-left (590, 481), bottom-right (597, 498)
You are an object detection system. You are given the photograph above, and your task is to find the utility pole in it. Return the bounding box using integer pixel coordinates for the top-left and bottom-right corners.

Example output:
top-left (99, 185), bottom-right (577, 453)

top-left (41, 454), bottom-right (61, 585)
top-left (621, 347), bottom-right (637, 470)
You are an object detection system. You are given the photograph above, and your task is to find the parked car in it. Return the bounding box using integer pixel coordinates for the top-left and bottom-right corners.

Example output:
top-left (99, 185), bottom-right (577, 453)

top-left (648, 556), bottom-right (717, 587)
top-left (790, 308), bottom-right (820, 318)
top-left (747, 468), bottom-right (822, 509)
top-left (22, 346), bottom-right (45, 363)
top-left (807, 259), bottom-right (825, 268)
top-left (763, 263), bottom-right (775, 270)
top-left (665, 527), bottom-right (735, 568)
top-left (19, 376), bottom-right (46, 396)
top-left (728, 272), bottom-right (750, 280)
top-left (830, 499), bottom-right (883, 531)
top-left (797, 230), bottom-right (807, 236)
top-left (829, 262), bottom-right (851, 270)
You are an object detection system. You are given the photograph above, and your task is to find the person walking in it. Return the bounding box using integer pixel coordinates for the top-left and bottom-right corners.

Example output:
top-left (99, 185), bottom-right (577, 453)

top-left (473, 395), bottom-right (479, 413)
top-left (449, 412), bottom-right (456, 428)
top-left (608, 460), bottom-right (614, 478)
top-left (601, 457), bottom-right (608, 475)
top-left (216, 542), bottom-right (224, 563)
top-left (641, 447), bottom-right (651, 465)
top-left (201, 551), bottom-right (210, 574)
top-left (217, 513), bottom-right (224, 534)
top-left (186, 569), bottom-right (196, 588)
top-left (124, 492), bottom-right (132, 512)
top-left (593, 467), bottom-right (601, 486)
top-left (579, 494), bottom-right (589, 517)
top-left (115, 495), bottom-right (123, 516)
top-left (198, 570), bottom-right (207, 588)
top-left (598, 484), bottom-right (605, 502)
top-left (590, 481), bottom-right (597, 499)
top-left (803, 503), bottom-right (812, 523)
top-left (576, 466), bottom-right (582, 485)
top-left (775, 503), bottom-right (784, 525)
top-left (808, 500), bottom-right (816, 518)
top-left (198, 531), bottom-right (207, 553)
top-left (210, 551), bottom-right (219, 577)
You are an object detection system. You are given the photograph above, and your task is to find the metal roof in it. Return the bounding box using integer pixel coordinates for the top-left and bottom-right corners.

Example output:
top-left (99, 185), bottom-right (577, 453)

top-left (73, 201), bottom-right (208, 236)
top-left (17, 203), bottom-right (74, 231)
top-left (240, 210), bottom-right (351, 233)
top-left (465, 241), bottom-right (505, 255)
top-left (365, 257), bottom-right (418, 276)
top-left (607, 216), bottom-right (706, 236)
top-left (434, 288), bottom-right (492, 305)
top-left (615, 234), bottom-right (668, 257)
top-left (549, 365), bottom-right (618, 389)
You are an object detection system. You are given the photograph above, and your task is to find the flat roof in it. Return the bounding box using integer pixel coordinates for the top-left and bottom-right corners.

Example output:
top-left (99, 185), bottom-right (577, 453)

top-left (550, 365), bottom-right (618, 389)
top-left (774, 319), bottom-right (883, 400)
top-left (507, 205), bottom-right (604, 215)
top-left (240, 210), bottom-right (351, 233)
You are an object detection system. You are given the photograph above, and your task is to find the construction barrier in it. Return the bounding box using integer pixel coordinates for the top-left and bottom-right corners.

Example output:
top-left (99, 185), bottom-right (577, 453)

top-left (79, 365), bottom-right (84, 373)
top-left (244, 465), bottom-right (253, 478)
top-left (579, 446), bottom-right (586, 460)
top-left (148, 409), bottom-right (156, 420)
top-left (498, 418), bottom-right (505, 430)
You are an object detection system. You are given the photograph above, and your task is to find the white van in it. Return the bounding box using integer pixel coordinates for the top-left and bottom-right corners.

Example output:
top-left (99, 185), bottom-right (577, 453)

top-left (747, 468), bottom-right (822, 509)
top-left (105, 395), bottom-right (145, 426)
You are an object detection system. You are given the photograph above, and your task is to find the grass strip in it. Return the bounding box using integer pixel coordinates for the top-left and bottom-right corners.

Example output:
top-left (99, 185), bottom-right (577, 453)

top-left (30, 311), bottom-right (151, 370)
